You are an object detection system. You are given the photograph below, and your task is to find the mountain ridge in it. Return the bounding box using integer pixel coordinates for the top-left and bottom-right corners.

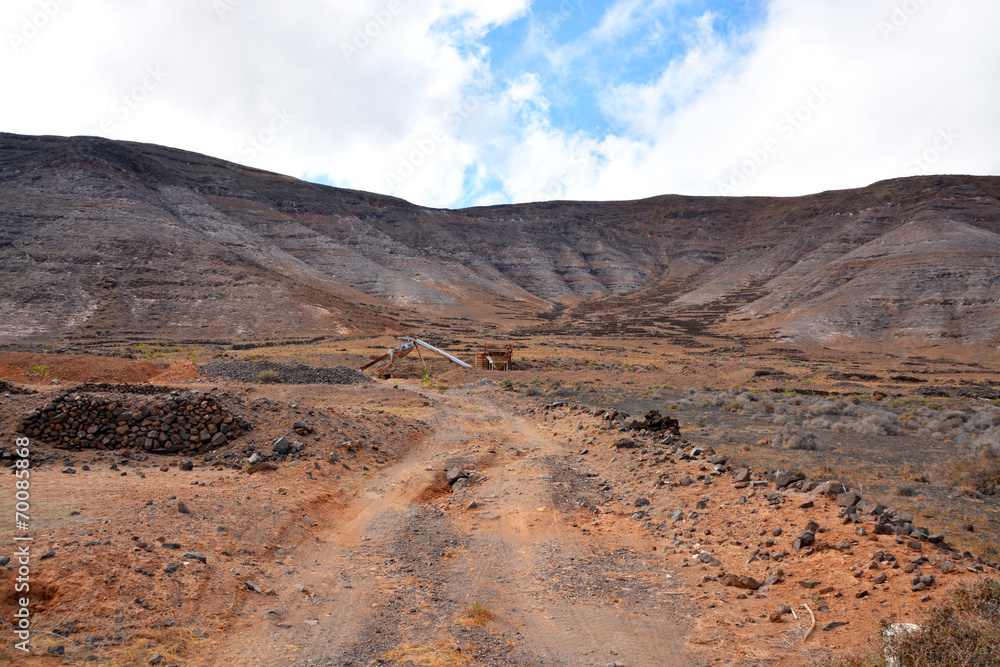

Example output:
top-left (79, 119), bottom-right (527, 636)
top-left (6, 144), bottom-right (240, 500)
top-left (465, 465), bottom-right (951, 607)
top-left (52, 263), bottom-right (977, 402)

top-left (1, 132), bottom-right (997, 347)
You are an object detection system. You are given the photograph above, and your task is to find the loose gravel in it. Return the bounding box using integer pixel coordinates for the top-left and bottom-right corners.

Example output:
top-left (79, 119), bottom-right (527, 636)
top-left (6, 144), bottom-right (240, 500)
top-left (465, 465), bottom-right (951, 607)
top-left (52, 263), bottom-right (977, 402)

top-left (200, 360), bottom-right (372, 385)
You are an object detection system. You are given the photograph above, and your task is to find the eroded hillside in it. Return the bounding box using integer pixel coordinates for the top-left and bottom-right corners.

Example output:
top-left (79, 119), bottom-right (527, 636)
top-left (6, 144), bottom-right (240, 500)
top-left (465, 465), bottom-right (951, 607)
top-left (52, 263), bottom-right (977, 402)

top-left (1, 133), bottom-right (997, 347)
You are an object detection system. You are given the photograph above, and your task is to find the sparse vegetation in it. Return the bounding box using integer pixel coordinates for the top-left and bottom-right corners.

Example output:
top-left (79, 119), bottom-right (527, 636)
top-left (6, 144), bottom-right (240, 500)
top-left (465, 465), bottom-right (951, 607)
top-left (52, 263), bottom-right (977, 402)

top-left (777, 425), bottom-right (818, 450)
top-left (256, 369), bottom-right (280, 384)
top-left (136, 342), bottom-right (157, 360)
top-left (29, 364), bottom-right (50, 379)
top-left (463, 600), bottom-right (494, 627)
top-left (816, 578), bottom-right (1000, 667)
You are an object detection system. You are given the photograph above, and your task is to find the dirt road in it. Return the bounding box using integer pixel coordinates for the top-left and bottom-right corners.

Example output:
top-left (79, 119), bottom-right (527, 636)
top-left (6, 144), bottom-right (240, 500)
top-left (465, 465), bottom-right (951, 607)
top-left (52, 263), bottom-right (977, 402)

top-left (212, 386), bottom-right (696, 666)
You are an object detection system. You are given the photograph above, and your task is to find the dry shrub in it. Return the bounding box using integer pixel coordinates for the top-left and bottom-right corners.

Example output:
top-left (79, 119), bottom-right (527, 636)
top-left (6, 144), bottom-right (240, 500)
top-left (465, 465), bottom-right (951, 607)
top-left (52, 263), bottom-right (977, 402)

top-left (948, 429), bottom-right (1000, 496)
top-left (815, 578), bottom-right (1000, 667)
top-left (808, 399), bottom-right (846, 416)
top-left (883, 578), bottom-right (1000, 666)
top-left (777, 425), bottom-right (818, 451)
top-left (462, 600), bottom-right (494, 627)
top-left (955, 448), bottom-right (1000, 496)
top-left (256, 369), bottom-right (280, 384)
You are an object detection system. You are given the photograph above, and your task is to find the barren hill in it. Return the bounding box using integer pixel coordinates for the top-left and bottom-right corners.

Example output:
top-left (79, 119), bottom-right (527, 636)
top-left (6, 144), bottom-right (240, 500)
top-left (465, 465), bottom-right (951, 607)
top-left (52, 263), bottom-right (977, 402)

top-left (1, 132), bottom-right (997, 347)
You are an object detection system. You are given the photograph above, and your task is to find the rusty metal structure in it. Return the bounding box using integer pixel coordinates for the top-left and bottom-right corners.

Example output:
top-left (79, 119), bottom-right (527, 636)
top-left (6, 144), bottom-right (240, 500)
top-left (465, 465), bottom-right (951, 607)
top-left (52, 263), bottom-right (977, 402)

top-left (474, 343), bottom-right (514, 371)
top-left (359, 337), bottom-right (472, 376)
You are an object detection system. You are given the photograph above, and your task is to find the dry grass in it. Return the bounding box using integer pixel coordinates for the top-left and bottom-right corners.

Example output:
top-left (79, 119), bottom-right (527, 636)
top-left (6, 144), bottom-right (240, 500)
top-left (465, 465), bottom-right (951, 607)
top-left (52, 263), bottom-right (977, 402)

top-left (84, 626), bottom-right (210, 667)
top-left (385, 639), bottom-right (483, 667)
top-left (255, 368), bottom-right (280, 383)
top-left (460, 600), bottom-right (495, 628)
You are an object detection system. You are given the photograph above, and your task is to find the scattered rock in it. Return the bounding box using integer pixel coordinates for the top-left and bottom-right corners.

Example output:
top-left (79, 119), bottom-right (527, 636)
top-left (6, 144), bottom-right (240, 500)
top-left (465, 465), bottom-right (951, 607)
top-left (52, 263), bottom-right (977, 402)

top-left (813, 481), bottom-right (846, 498)
top-left (720, 573), bottom-right (761, 590)
top-left (795, 531), bottom-right (816, 548)
top-left (836, 491), bottom-right (861, 508)
top-left (272, 437), bottom-right (292, 456)
top-left (446, 468), bottom-right (469, 485)
top-left (293, 421), bottom-right (315, 435)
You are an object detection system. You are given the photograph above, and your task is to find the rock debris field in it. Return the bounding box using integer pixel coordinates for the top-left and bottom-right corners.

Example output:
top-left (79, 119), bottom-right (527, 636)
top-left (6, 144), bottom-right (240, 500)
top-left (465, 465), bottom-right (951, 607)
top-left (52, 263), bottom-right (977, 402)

top-left (200, 360), bottom-right (372, 385)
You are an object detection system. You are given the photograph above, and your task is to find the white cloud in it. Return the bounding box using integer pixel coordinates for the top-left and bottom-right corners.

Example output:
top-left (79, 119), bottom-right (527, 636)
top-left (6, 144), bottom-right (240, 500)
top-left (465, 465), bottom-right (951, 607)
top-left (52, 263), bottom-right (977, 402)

top-left (517, 0), bottom-right (1000, 202)
top-left (0, 0), bottom-right (996, 208)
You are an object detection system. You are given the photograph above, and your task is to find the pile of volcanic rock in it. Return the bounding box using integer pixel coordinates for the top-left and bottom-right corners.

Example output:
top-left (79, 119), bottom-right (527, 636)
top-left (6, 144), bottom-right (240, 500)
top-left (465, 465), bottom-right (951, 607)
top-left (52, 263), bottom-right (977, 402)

top-left (16, 385), bottom-right (252, 454)
top-left (591, 407), bottom-right (681, 439)
top-left (626, 409), bottom-right (680, 435)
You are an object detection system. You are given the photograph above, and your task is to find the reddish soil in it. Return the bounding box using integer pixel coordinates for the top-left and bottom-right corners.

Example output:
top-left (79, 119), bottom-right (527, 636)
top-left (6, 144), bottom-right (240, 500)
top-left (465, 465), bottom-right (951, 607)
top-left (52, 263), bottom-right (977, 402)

top-left (0, 353), bottom-right (164, 385)
top-left (0, 340), bottom-right (996, 666)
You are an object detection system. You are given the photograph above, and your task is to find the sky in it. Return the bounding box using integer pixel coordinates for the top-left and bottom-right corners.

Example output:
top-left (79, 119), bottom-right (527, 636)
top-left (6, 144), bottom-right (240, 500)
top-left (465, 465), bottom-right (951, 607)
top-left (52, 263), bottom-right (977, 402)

top-left (1, 0), bottom-right (998, 209)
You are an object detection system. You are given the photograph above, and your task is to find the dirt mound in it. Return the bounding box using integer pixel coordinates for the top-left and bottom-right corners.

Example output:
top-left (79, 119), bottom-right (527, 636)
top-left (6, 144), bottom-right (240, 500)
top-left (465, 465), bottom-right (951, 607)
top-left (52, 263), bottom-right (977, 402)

top-left (156, 359), bottom-right (200, 384)
top-left (0, 352), bottom-right (163, 384)
top-left (200, 360), bottom-right (372, 385)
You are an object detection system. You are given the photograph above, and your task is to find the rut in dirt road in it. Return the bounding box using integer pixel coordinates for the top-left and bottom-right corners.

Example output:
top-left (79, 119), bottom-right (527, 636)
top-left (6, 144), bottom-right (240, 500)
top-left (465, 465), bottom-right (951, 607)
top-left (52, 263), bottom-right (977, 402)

top-left (215, 388), bottom-right (697, 666)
